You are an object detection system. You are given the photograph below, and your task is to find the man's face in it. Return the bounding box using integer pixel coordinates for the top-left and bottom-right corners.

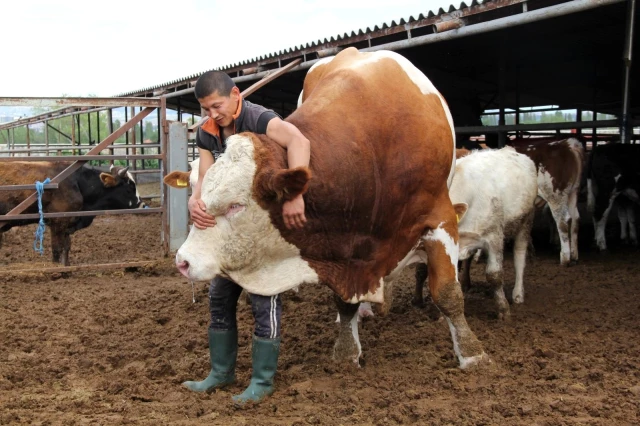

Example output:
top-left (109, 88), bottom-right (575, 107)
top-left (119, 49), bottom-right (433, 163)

top-left (198, 86), bottom-right (240, 128)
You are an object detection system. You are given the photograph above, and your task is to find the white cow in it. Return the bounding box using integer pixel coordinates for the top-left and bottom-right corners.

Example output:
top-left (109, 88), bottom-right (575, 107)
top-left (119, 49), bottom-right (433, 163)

top-left (415, 147), bottom-right (538, 319)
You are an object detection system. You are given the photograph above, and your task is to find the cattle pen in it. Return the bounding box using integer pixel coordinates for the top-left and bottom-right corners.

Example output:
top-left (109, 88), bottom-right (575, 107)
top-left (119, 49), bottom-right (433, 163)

top-left (1, 0), bottom-right (640, 424)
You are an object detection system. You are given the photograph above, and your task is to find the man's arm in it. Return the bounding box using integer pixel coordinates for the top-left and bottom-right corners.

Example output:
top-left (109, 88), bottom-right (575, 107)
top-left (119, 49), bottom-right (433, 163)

top-left (266, 118), bottom-right (311, 230)
top-left (188, 148), bottom-right (216, 229)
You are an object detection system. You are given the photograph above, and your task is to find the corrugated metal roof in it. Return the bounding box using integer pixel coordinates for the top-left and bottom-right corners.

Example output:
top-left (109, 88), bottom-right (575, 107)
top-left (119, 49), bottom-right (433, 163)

top-left (117, 0), bottom-right (507, 96)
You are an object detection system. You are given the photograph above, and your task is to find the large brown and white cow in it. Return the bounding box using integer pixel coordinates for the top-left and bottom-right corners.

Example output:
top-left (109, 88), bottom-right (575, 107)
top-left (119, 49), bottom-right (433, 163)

top-left (414, 148), bottom-right (538, 319)
top-left (511, 137), bottom-right (584, 266)
top-left (0, 162), bottom-right (144, 265)
top-left (174, 47), bottom-right (488, 369)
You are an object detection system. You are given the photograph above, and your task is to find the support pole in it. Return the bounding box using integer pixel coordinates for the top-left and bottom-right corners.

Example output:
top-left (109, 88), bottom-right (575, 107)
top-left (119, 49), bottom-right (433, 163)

top-left (25, 125), bottom-right (30, 156)
top-left (621, 0), bottom-right (636, 143)
top-left (498, 36), bottom-right (507, 148)
top-left (166, 121), bottom-right (189, 252)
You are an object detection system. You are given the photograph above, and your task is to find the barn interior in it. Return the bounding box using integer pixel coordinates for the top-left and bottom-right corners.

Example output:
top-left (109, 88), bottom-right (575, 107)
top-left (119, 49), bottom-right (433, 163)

top-left (118, 0), bottom-right (639, 145)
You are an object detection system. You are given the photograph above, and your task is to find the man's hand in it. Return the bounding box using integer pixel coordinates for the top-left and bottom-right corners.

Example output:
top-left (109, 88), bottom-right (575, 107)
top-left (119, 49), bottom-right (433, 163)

top-left (282, 194), bottom-right (307, 230)
top-left (188, 195), bottom-right (217, 229)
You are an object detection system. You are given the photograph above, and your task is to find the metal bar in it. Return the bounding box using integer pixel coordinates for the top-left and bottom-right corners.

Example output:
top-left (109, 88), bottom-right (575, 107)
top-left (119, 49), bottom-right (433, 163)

top-left (0, 106), bottom-right (114, 130)
top-left (108, 108), bottom-right (114, 166)
top-left (0, 107), bottom-right (154, 228)
top-left (187, 58), bottom-right (303, 130)
top-left (88, 111), bottom-right (92, 145)
top-left (47, 123), bottom-right (72, 141)
top-left (129, 169), bottom-right (161, 174)
top-left (0, 97), bottom-right (161, 108)
top-left (0, 260), bottom-right (158, 275)
top-left (130, 107), bottom-right (137, 171)
top-left (621, 0), bottom-right (636, 143)
top-left (167, 121), bottom-right (189, 253)
top-left (76, 114), bottom-right (81, 154)
top-left (96, 111), bottom-right (100, 146)
top-left (0, 183), bottom-right (59, 191)
top-left (0, 154), bottom-right (163, 162)
top-left (0, 143), bottom-right (163, 154)
top-left (160, 97), bottom-right (169, 256)
top-left (0, 207), bottom-right (162, 221)
top-left (498, 36), bottom-right (507, 148)
top-left (71, 115), bottom-right (76, 155)
top-left (25, 124), bottom-right (30, 156)
top-left (140, 109), bottom-right (145, 170)
top-left (0, 143), bottom-right (162, 154)
top-left (44, 119), bottom-right (49, 149)
top-left (455, 119), bottom-right (623, 134)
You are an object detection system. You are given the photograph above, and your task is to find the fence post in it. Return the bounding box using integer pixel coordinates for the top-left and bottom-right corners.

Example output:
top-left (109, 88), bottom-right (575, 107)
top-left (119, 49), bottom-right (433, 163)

top-left (167, 121), bottom-right (189, 252)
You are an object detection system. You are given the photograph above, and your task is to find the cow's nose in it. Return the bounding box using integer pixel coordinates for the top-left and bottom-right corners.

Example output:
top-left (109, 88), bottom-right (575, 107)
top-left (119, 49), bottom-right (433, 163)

top-left (176, 260), bottom-right (190, 277)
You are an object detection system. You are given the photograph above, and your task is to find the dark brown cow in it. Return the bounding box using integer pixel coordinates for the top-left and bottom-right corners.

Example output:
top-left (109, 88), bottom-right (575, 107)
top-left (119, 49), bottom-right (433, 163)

top-left (0, 162), bottom-right (143, 265)
top-left (511, 137), bottom-right (585, 266)
top-left (173, 47), bottom-right (488, 369)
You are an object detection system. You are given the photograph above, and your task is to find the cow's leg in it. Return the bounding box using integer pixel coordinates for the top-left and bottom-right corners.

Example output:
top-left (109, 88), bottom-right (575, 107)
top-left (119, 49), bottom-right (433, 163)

top-left (627, 204), bottom-right (638, 246)
top-left (50, 226), bottom-right (63, 264)
top-left (332, 295), bottom-right (361, 366)
top-left (512, 212), bottom-right (534, 304)
top-left (548, 202), bottom-right (572, 266)
top-left (423, 206), bottom-right (487, 369)
top-left (60, 232), bottom-right (71, 266)
top-left (546, 206), bottom-right (559, 247)
top-left (413, 263), bottom-right (428, 307)
top-left (618, 201), bottom-right (629, 243)
top-left (568, 190), bottom-right (580, 263)
top-left (459, 257), bottom-right (472, 293)
top-left (484, 239), bottom-right (510, 320)
top-left (593, 194), bottom-right (617, 251)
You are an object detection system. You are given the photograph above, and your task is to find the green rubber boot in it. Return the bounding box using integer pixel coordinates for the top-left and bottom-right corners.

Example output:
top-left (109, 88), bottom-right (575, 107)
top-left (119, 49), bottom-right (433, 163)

top-left (183, 328), bottom-right (237, 392)
top-left (232, 336), bottom-right (280, 404)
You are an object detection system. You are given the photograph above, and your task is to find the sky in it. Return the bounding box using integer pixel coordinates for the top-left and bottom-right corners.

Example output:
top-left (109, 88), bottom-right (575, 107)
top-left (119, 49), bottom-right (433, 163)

top-left (1, 0), bottom-right (452, 98)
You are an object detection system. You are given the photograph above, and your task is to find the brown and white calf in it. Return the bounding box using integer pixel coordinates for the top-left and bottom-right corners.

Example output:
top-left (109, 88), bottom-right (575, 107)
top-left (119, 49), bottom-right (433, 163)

top-left (414, 148), bottom-right (538, 319)
top-left (173, 47), bottom-right (488, 369)
top-left (512, 138), bottom-right (584, 266)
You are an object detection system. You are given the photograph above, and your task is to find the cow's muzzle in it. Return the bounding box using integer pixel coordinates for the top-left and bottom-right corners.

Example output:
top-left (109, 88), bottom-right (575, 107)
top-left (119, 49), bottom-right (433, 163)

top-left (176, 259), bottom-right (190, 278)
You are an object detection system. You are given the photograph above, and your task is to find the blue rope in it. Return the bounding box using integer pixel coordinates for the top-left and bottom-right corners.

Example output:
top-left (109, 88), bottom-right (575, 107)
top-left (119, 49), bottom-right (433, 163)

top-left (33, 178), bottom-right (51, 255)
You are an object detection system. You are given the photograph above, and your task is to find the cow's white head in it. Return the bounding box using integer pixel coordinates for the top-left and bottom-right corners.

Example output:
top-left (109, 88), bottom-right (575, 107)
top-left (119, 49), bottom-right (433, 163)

top-left (175, 134), bottom-right (318, 296)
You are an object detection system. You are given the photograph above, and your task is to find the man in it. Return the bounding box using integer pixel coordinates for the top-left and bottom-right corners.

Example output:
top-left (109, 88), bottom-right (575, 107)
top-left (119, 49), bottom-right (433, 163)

top-left (183, 70), bottom-right (310, 404)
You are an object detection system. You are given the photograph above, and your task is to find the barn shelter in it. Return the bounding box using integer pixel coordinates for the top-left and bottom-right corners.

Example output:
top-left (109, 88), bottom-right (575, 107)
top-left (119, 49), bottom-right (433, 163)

top-left (117, 0), bottom-right (639, 145)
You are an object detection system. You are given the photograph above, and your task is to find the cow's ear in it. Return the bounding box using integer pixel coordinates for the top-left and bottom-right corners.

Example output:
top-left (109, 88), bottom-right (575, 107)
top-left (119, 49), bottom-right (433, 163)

top-left (164, 171), bottom-right (191, 188)
top-left (453, 203), bottom-right (468, 223)
top-left (270, 167), bottom-right (312, 201)
top-left (100, 173), bottom-right (118, 188)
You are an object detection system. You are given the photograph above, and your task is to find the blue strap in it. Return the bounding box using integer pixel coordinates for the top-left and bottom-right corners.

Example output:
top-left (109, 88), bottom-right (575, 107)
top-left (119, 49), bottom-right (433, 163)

top-left (33, 178), bottom-right (51, 255)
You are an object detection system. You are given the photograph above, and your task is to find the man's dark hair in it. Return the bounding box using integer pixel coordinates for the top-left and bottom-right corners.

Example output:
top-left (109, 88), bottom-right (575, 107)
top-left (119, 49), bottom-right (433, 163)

top-left (194, 70), bottom-right (235, 99)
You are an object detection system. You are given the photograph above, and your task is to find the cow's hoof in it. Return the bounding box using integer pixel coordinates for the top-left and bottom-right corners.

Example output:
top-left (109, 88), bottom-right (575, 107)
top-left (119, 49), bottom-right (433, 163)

top-left (512, 294), bottom-right (524, 304)
top-left (568, 259), bottom-right (578, 266)
top-left (459, 352), bottom-right (492, 370)
top-left (411, 297), bottom-right (426, 308)
top-left (497, 309), bottom-right (511, 321)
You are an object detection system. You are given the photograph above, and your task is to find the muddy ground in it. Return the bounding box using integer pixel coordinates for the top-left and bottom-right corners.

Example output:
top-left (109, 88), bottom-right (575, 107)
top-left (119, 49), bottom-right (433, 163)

top-left (1, 203), bottom-right (639, 425)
